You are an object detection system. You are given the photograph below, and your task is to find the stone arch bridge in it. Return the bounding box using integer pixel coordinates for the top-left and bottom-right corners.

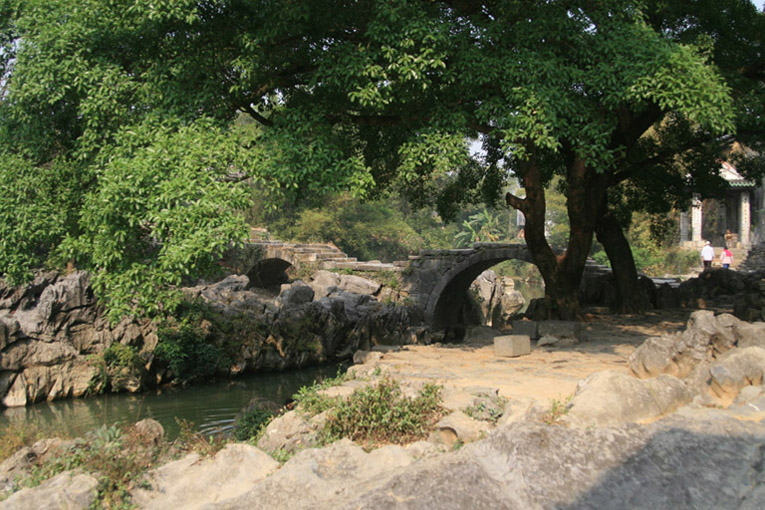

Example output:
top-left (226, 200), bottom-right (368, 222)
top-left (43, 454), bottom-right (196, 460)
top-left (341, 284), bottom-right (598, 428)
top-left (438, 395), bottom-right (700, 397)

top-left (227, 240), bottom-right (536, 331)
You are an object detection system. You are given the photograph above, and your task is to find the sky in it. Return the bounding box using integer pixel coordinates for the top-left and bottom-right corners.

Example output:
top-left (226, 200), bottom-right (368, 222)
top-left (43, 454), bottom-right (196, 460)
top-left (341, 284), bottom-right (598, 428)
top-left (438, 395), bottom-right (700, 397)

top-left (755, 0), bottom-right (764, 10)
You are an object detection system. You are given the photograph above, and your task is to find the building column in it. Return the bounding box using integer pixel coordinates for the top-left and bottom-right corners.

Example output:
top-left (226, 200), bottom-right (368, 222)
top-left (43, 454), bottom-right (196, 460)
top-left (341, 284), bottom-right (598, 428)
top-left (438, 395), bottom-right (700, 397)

top-left (740, 191), bottom-right (751, 247)
top-left (691, 193), bottom-right (703, 242)
top-left (679, 211), bottom-right (689, 243)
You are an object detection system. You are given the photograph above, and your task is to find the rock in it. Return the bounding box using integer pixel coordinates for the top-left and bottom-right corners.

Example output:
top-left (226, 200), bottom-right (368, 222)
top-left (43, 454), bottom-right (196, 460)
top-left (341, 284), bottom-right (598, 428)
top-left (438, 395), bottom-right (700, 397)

top-left (336, 274), bottom-right (382, 296)
top-left (1, 471), bottom-right (97, 510)
top-left (132, 418), bottom-right (165, 446)
top-left (429, 411), bottom-right (491, 447)
top-left (132, 444), bottom-right (279, 510)
top-left (276, 280), bottom-right (315, 307)
top-left (352, 350), bottom-right (383, 365)
top-left (36, 272), bottom-right (93, 320)
top-left (510, 320), bottom-right (538, 339)
top-left (736, 322), bottom-right (765, 349)
top-left (536, 335), bottom-right (578, 347)
top-left (198, 439), bottom-right (416, 510)
top-left (564, 370), bottom-right (693, 427)
top-left (707, 347), bottom-right (765, 403)
top-left (257, 409), bottom-right (327, 454)
top-left (538, 320), bottom-right (582, 340)
top-left (493, 335), bottom-right (531, 357)
top-left (2, 361), bottom-right (97, 407)
top-left (0, 438), bottom-right (71, 496)
top-left (465, 325), bottom-right (501, 342)
top-left (629, 310), bottom-right (750, 379)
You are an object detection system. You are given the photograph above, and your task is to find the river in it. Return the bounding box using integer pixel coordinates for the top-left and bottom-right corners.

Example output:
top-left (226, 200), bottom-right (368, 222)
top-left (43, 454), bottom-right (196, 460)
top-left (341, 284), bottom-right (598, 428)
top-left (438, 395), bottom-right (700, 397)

top-left (0, 364), bottom-right (344, 440)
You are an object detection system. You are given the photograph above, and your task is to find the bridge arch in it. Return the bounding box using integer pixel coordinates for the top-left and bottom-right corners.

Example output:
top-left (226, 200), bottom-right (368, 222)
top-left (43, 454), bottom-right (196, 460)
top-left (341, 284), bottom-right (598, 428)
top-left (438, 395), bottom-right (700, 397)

top-left (424, 246), bottom-right (535, 331)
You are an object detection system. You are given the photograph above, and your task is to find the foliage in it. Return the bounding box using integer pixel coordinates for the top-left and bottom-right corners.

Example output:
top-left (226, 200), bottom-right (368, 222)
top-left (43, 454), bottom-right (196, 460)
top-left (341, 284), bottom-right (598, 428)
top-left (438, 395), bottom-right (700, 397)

top-left (232, 407), bottom-right (274, 442)
top-left (20, 424), bottom-right (161, 509)
top-left (454, 208), bottom-right (513, 247)
top-left (463, 395), bottom-right (509, 425)
top-left (154, 303), bottom-right (230, 385)
top-left (174, 418), bottom-right (228, 457)
top-left (542, 394), bottom-right (573, 426)
top-left (322, 378), bottom-right (445, 446)
top-left (102, 343), bottom-right (142, 371)
top-left (292, 369), bottom-right (350, 416)
top-left (0, 421), bottom-right (55, 463)
top-left (1, 0), bottom-right (761, 321)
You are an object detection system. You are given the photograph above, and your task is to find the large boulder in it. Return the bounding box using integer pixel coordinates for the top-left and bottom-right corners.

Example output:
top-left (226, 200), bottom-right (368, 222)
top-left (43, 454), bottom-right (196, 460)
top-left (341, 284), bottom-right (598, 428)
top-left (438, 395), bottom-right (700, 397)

top-left (629, 310), bottom-right (755, 379)
top-left (564, 370), bottom-right (693, 427)
top-left (0, 471), bottom-right (98, 510)
top-left (131, 444), bottom-right (279, 510)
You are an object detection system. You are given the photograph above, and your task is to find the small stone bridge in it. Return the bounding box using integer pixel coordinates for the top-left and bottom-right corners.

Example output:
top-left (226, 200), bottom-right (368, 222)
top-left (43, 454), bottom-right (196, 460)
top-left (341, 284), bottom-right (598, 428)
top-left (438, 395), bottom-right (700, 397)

top-left (231, 239), bottom-right (536, 331)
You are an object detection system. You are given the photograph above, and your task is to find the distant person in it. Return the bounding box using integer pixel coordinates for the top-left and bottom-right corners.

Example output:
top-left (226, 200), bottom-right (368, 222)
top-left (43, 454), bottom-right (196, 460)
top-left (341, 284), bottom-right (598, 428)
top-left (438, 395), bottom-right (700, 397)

top-left (725, 229), bottom-right (733, 248)
top-left (720, 247), bottom-right (733, 269)
top-left (701, 241), bottom-right (714, 270)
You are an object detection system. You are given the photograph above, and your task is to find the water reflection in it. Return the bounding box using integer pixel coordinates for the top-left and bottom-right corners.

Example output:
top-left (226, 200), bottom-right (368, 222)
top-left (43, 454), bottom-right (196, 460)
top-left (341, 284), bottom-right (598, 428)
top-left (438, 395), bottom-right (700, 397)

top-left (0, 364), bottom-right (344, 440)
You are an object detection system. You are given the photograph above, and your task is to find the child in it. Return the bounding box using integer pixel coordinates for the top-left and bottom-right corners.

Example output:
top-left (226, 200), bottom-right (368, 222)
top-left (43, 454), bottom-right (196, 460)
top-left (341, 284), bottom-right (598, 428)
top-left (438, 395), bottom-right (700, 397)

top-left (720, 247), bottom-right (733, 269)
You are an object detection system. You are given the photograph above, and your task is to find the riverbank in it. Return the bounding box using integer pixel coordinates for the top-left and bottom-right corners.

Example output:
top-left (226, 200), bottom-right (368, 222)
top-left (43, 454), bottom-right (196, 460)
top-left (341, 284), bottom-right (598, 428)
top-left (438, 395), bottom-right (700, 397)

top-left (3, 308), bottom-right (764, 509)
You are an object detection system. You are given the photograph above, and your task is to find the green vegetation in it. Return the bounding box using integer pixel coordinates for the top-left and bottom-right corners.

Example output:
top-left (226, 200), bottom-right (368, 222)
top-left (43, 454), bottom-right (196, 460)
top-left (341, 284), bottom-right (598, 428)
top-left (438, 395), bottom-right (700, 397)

top-left (0, 422), bottom-right (58, 463)
top-left (0, 1), bottom-right (762, 322)
top-left (232, 407), bottom-right (275, 442)
top-left (154, 303), bottom-right (232, 385)
top-left (542, 394), bottom-right (574, 426)
top-left (463, 395), bottom-right (509, 425)
top-left (321, 378), bottom-right (445, 447)
top-left (292, 369), bottom-right (351, 416)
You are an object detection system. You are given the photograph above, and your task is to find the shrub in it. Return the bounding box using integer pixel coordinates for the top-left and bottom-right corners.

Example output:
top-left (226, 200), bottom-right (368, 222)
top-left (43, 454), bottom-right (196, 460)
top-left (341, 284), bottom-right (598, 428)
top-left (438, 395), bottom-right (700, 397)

top-left (322, 377), bottom-right (445, 446)
top-left (154, 303), bottom-right (231, 384)
top-left (292, 369), bottom-right (350, 416)
top-left (232, 407), bottom-right (274, 441)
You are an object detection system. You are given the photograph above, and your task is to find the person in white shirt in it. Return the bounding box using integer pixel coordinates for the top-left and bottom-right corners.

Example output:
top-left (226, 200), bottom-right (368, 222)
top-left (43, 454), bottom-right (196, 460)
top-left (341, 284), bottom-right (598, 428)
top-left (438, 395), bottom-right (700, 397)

top-left (701, 241), bottom-right (715, 270)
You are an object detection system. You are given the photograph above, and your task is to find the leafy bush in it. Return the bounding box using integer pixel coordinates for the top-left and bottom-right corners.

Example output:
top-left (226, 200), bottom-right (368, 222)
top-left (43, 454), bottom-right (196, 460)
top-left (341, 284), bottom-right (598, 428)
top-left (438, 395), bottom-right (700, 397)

top-left (102, 343), bottom-right (141, 370)
top-left (322, 378), bottom-right (445, 446)
top-left (232, 407), bottom-right (274, 441)
top-left (293, 369), bottom-right (350, 416)
top-left (154, 303), bottom-right (231, 384)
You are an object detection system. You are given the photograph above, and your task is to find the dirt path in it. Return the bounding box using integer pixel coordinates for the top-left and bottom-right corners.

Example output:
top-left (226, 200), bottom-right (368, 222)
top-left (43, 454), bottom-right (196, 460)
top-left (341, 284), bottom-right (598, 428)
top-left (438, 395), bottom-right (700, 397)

top-left (375, 310), bottom-right (694, 404)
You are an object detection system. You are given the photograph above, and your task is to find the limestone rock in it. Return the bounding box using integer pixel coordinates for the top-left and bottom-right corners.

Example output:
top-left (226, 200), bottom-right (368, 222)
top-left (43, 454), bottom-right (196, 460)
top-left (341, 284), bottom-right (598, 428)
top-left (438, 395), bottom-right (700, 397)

top-left (257, 409), bottom-right (327, 454)
top-left (0, 438), bottom-right (72, 496)
top-left (132, 444), bottom-right (279, 510)
top-left (1, 471), bottom-right (97, 510)
top-left (564, 370), bottom-right (693, 427)
top-left (277, 280), bottom-right (315, 307)
top-left (708, 346), bottom-right (765, 403)
top-left (132, 418), bottom-right (165, 446)
top-left (429, 411), bottom-right (491, 447)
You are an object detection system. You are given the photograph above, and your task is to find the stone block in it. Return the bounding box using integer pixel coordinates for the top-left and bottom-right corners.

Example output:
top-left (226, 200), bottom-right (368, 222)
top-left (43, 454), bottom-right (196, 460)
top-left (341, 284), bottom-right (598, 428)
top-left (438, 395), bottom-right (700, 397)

top-left (511, 320), bottom-right (539, 339)
top-left (494, 335), bottom-right (531, 358)
top-left (538, 320), bottom-right (581, 339)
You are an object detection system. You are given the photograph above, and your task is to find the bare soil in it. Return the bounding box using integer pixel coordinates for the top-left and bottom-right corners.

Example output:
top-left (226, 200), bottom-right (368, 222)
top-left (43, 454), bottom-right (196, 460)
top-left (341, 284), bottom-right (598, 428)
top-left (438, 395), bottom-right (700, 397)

top-left (374, 309), bottom-right (697, 404)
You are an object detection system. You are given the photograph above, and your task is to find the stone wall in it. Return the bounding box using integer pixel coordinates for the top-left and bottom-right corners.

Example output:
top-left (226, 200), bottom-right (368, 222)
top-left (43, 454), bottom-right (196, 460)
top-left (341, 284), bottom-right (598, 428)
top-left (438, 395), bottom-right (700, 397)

top-left (0, 271), bottom-right (425, 408)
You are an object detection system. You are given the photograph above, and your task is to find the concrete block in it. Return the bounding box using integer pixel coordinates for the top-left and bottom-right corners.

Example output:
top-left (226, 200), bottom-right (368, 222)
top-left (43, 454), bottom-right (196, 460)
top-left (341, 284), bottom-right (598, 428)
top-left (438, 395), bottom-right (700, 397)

top-left (494, 335), bottom-right (531, 357)
top-left (538, 320), bottom-right (581, 339)
top-left (511, 320), bottom-right (539, 339)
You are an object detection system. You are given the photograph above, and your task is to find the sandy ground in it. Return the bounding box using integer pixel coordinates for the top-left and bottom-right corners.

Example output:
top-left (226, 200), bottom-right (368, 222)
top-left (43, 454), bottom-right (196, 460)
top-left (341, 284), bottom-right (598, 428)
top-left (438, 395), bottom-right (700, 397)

top-left (371, 309), bottom-right (696, 404)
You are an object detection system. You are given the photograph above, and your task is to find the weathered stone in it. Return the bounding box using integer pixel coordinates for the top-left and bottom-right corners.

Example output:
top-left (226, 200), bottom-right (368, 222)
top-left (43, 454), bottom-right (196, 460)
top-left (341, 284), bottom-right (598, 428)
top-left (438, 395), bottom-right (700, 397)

top-left (1, 471), bottom-right (97, 510)
top-left (0, 438), bottom-right (71, 496)
top-left (277, 280), bottom-right (315, 307)
top-left (564, 370), bottom-right (693, 427)
top-left (132, 444), bottom-right (279, 510)
top-left (493, 335), bottom-right (531, 357)
top-left (537, 335), bottom-right (579, 347)
top-left (336, 274), bottom-right (382, 296)
top-left (257, 408), bottom-right (328, 454)
top-left (352, 350), bottom-right (383, 365)
top-left (510, 320), bottom-right (538, 339)
top-left (538, 320), bottom-right (581, 339)
top-left (708, 347), bottom-right (765, 403)
top-left (429, 411), bottom-right (491, 447)
top-left (132, 418), bottom-right (165, 446)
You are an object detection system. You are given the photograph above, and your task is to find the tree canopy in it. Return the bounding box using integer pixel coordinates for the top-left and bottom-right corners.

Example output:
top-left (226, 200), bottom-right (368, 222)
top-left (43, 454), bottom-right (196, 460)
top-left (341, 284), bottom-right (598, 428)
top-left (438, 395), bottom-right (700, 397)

top-left (1, 0), bottom-right (763, 319)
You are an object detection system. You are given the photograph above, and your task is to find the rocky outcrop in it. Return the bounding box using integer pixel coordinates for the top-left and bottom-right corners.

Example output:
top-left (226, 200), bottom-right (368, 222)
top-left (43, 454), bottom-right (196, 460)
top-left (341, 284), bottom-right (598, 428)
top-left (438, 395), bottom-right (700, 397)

top-left (132, 444), bottom-right (280, 510)
top-left (466, 271), bottom-right (525, 330)
top-left (0, 471), bottom-right (98, 510)
top-left (1, 271), bottom-right (425, 407)
top-left (0, 272), bottom-right (157, 407)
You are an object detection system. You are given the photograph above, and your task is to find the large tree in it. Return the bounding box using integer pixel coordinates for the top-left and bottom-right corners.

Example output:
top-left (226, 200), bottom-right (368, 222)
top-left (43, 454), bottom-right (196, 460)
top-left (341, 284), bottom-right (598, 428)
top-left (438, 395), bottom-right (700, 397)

top-left (0, 0), bottom-right (759, 319)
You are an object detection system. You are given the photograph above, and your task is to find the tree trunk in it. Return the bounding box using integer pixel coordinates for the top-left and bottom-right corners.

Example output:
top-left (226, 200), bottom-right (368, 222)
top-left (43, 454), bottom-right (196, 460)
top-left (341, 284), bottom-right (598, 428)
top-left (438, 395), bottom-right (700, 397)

top-left (595, 207), bottom-right (652, 313)
top-left (506, 156), bottom-right (606, 321)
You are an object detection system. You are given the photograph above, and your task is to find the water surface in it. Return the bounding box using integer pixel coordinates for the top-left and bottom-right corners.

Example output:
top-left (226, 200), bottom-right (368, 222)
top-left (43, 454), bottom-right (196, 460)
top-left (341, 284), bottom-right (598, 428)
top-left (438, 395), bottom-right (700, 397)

top-left (0, 364), bottom-right (344, 440)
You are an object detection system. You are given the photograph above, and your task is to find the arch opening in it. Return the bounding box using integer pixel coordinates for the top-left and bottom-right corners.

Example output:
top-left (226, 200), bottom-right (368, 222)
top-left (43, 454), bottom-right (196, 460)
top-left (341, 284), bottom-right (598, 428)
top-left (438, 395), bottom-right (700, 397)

top-left (426, 249), bottom-right (541, 338)
top-left (247, 258), bottom-right (292, 289)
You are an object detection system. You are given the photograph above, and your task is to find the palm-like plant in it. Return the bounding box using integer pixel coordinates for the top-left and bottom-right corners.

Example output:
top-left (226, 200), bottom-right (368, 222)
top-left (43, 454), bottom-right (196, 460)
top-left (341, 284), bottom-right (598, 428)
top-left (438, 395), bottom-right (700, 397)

top-left (454, 208), bottom-right (508, 247)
